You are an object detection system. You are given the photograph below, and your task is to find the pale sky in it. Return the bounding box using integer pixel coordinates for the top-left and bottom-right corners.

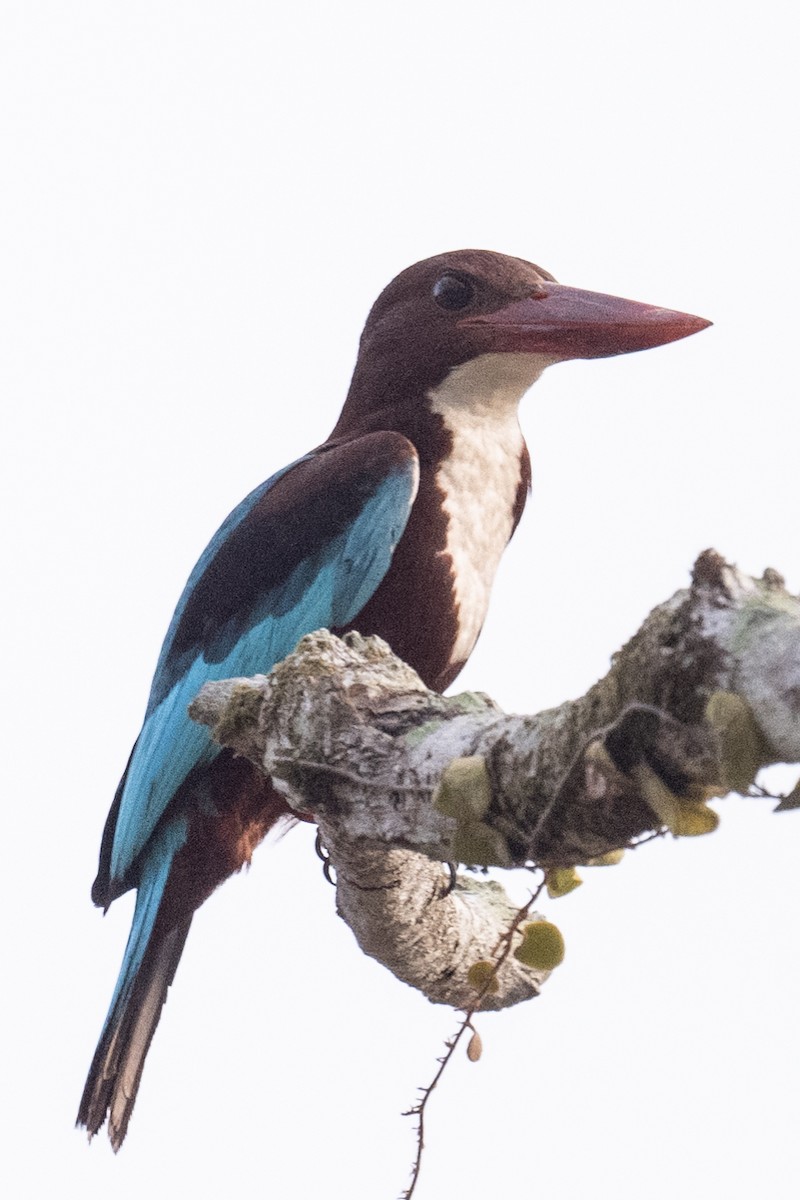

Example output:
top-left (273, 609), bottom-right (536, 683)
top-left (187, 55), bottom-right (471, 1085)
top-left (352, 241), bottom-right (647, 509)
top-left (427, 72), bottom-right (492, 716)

top-left (3, 4), bottom-right (798, 1198)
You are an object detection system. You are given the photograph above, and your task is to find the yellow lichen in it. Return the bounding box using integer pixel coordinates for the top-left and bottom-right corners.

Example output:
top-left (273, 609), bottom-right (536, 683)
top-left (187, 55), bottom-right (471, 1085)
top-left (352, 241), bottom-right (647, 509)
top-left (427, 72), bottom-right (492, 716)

top-left (705, 690), bottom-right (771, 794)
top-left (632, 763), bottom-right (719, 837)
top-left (514, 921), bottom-right (565, 971)
top-left (545, 867), bottom-right (584, 897)
top-left (466, 960), bottom-right (500, 994)
top-left (451, 821), bottom-right (512, 868)
top-left (432, 756), bottom-right (493, 821)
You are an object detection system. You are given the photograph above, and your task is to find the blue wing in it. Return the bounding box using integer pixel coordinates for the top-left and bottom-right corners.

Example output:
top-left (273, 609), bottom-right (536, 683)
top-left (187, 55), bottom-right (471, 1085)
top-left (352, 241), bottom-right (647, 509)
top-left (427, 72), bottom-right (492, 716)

top-left (103, 431), bottom-right (419, 893)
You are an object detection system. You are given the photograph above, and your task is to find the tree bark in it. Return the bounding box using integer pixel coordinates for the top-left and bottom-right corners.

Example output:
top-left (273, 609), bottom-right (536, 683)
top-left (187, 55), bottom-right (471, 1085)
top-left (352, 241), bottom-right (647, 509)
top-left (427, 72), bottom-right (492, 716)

top-left (189, 550), bottom-right (800, 1012)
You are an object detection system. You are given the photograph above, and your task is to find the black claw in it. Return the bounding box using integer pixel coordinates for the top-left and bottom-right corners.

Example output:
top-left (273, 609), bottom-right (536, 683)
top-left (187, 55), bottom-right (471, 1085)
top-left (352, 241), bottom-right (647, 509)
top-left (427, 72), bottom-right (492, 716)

top-left (315, 829), bottom-right (336, 886)
top-left (440, 861), bottom-right (458, 898)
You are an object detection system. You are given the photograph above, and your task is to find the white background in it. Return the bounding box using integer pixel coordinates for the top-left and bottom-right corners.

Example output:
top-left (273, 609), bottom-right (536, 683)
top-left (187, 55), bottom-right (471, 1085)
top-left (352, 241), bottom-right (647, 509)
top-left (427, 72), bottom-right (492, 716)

top-left (2, 3), bottom-right (798, 1197)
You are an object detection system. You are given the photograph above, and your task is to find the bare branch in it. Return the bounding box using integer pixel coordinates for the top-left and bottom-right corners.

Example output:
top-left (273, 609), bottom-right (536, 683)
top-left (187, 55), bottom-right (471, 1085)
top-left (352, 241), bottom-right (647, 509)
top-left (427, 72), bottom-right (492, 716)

top-left (189, 551), bottom-right (800, 1011)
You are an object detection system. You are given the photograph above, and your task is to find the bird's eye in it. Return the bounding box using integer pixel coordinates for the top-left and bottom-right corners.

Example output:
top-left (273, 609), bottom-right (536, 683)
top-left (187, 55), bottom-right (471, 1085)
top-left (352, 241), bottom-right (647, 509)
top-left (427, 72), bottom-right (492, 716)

top-left (432, 273), bottom-right (476, 311)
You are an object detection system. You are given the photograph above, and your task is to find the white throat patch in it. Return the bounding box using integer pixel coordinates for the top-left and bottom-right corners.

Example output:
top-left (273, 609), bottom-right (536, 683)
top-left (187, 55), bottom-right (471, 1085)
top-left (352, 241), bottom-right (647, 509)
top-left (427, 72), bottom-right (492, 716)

top-left (427, 352), bottom-right (550, 668)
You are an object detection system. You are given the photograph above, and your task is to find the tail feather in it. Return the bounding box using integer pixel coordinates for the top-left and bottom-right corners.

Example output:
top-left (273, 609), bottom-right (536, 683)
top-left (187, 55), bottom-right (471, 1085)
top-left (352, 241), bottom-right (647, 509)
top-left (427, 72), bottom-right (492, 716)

top-left (78, 817), bottom-right (189, 1149)
top-left (78, 918), bottom-right (192, 1149)
top-left (110, 925), bottom-right (188, 1141)
top-left (81, 756), bottom-right (295, 1148)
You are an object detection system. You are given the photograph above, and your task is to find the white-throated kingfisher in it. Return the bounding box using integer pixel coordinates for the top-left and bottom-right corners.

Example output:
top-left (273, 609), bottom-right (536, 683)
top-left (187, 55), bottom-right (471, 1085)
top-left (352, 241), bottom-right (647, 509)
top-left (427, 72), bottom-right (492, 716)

top-left (78, 249), bottom-right (710, 1148)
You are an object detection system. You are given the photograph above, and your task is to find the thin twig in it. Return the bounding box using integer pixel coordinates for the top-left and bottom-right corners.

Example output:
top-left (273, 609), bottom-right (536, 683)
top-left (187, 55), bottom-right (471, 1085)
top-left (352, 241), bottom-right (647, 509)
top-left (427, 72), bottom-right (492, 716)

top-left (271, 755), bottom-right (430, 795)
top-left (400, 876), bottom-right (546, 1199)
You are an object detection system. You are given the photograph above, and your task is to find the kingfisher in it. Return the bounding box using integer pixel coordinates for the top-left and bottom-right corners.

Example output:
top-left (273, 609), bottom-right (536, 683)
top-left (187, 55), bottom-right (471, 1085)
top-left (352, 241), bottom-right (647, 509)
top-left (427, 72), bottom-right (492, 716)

top-left (78, 249), bottom-right (710, 1149)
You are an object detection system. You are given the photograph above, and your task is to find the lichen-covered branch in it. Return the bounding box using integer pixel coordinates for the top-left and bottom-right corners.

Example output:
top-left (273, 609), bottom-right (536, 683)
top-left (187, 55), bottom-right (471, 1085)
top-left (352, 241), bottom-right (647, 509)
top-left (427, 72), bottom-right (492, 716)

top-left (189, 550), bottom-right (800, 1011)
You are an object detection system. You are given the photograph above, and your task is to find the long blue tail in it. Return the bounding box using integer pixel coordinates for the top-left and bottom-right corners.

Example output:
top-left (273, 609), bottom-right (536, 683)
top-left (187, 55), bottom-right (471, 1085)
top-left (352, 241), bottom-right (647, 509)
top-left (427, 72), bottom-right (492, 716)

top-left (77, 817), bottom-right (189, 1150)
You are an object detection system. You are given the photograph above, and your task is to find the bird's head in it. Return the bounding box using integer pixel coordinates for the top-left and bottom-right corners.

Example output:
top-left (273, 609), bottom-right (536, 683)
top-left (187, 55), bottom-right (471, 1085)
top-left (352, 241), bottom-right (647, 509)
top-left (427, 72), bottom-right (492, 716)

top-left (335, 249), bottom-right (711, 434)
